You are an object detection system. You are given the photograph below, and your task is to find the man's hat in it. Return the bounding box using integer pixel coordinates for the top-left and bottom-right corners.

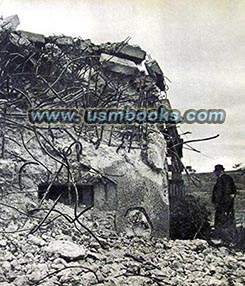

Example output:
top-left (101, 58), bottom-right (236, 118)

top-left (213, 164), bottom-right (225, 172)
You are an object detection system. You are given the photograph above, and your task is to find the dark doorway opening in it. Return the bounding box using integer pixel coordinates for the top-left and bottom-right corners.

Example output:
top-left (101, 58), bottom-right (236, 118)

top-left (38, 183), bottom-right (94, 207)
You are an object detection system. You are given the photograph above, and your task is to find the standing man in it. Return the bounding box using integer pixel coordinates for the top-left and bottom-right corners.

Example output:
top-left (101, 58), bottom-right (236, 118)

top-left (212, 164), bottom-right (237, 230)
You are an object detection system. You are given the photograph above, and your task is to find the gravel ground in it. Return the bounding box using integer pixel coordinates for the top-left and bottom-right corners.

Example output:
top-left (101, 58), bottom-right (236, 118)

top-left (0, 195), bottom-right (244, 286)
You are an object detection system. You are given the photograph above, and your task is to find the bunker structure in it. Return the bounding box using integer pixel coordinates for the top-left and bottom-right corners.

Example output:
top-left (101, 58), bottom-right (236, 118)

top-left (0, 15), bottom-right (184, 238)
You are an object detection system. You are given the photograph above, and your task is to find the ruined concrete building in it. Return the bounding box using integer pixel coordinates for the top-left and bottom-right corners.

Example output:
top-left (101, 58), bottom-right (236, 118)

top-left (0, 15), bottom-right (184, 237)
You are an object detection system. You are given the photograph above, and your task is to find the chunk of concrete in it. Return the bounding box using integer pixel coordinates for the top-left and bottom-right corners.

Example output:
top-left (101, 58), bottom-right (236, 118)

top-left (0, 15), bottom-right (20, 31)
top-left (145, 60), bottom-right (165, 91)
top-left (19, 31), bottom-right (45, 45)
top-left (115, 44), bottom-right (146, 64)
top-left (45, 240), bottom-right (86, 261)
top-left (10, 32), bottom-right (31, 47)
top-left (145, 60), bottom-right (163, 78)
top-left (55, 36), bottom-right (74, 46)
top-left (100, 53), bottom-right (138, 76)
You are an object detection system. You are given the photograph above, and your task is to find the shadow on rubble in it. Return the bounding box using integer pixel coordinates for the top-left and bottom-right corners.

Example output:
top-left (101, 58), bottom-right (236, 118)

top-left (170, 195), bottom-right (245, 252)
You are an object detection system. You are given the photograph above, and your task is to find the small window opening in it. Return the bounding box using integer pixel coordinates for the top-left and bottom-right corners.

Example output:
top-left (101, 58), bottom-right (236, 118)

top-left (38, 183), bottom-right (94, 207)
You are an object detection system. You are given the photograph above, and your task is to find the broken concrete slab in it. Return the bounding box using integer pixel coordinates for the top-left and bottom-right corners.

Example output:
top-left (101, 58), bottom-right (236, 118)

top-left (0, 15), bottom-right (20, 31)
top-left (19, 31), bottom-right (46, 45)
top-left (45, 240), bottom-right (87, 261)
top-left (145, 60), bottom-right (164, 78)
top-left (115, 44), bottom-right (146, 64)
top-left (145, 60), bottom-right (165, 91)
top-left (100, 53), bottom-right (139, 76)
top-left (55, 36), bottom-right (74, 46)
top-left (9, 32), bottom-right (31, 47)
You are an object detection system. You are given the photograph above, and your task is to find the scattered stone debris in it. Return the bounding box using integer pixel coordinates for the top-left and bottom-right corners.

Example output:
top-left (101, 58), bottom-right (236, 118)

top-left (0, 197), bottom-right (244, 286)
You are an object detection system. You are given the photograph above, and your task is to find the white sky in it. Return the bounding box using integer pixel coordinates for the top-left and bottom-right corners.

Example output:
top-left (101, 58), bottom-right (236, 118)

top-left (1, 0), bottom-right (244, 172)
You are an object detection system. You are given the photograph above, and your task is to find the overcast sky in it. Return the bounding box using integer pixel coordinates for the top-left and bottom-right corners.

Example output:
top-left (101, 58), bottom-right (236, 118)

top-left (1, 0), bottom-right (244, 173)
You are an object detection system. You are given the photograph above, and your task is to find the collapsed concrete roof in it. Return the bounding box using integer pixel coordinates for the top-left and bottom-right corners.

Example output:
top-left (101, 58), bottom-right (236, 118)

top-left (0, 15), bottom-right (167, 113)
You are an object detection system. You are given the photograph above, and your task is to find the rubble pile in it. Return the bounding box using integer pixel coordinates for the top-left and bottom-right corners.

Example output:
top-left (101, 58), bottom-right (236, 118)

top-left (0, 196), bottom-right (244, 286)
